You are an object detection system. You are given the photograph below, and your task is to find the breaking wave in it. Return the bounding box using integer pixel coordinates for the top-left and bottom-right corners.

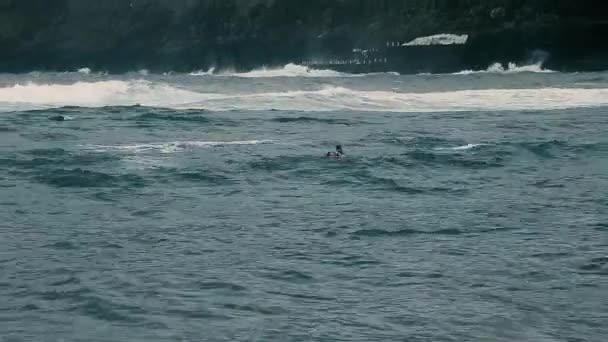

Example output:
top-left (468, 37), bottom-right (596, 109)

top-left (189, 63), bottom-right (398, 78)
top-left (0, 80), bottom-right (206, 110)
top-left (232, 64), bottom-right (345, 77)
top-left (191, 63), bottom-right (345, 78)
top-left (189, 67), bottom-right (216, 76)
top-left (2, 80), bottom-right (608, 113)
top-left (77, 67), bottom-right (92, 75)
top-left (454, 62), bottom-right (555, 75)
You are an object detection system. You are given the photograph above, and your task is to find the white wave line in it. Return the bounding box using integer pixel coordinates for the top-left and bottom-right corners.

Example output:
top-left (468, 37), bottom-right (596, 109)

top-left (81, 140), bottom-right (274, 153)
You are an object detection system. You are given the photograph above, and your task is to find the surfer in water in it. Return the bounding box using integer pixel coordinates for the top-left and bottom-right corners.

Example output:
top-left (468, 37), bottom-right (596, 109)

top-left (326, 145), bottom-right (344, 158)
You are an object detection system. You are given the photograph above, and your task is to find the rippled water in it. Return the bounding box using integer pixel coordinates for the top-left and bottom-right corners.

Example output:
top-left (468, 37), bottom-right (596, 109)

top-left (1, 70), bottom-right (607, 341)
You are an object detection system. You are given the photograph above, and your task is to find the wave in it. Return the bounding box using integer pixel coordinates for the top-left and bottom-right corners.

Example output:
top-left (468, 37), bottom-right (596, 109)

top-left (2, 80), bottom-right (608, 113)
top-left (168, 169), bottom-right (236, 186)
top-left (189, 67), bottom-right (216, 76)
top-left (271, 117), bottom-right (352, 125)
top-left (232, 64), bottom-right (343, 77)
top-left (352, 228), bottom-right (464, 238)
top-left (195, 63), bottom-right (344, 77)
top-left (435, 144), bottom-right (485, 151)
top-left (2, 149), bottom-right (120, 173)
top-left (77, 67), bottom-right (92, 75)
top-left (0, 80), bottom-right (206, 110)
top-left (189, 63), bottom-right (398, 78)
top-left (38, 168), bottom-right (147, 188)
top-left (82, 140), bottom-right (274, 154)
top-left (406, 150), bottom-right (504, 169)
top-left (169, 85), bottom-right (608, 112)
top-left (454, 62), bottom-right (555, 75)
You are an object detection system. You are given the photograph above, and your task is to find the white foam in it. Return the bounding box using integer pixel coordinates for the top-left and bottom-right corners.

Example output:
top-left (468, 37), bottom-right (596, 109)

top-left (0, 80), bottom-right (207, 110)
top-left (2, 80), bottom-right (608, 113)
top-left (77, 67), bottom-right (92, 75)
top-left (454, 62), bottom-right (554, 75)
top-left (453, 143), bottom-right (482, 150)
top-left (175, 86), bottom-right (608, 113)
top-left (220, 64), bottom-right (346, 78)
top-left (189, 64), bottom-right (398, 78)
top-left (436, 144), bottom-right (484, 151)
top-left (84, 140), bottom-right (274, 154)
top-left (189, 67), bottom-right (216, 76)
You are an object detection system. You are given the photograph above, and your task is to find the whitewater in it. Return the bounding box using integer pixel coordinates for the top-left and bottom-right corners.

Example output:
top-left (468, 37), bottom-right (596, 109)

top-left (2, 66), bottom-right (607, 342)
top-left (1, 64), bottom-right (608, 113)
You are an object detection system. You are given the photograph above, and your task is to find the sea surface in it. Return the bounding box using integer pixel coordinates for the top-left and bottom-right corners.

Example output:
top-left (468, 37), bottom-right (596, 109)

top-left (1, 65), bottom-right (607, 342)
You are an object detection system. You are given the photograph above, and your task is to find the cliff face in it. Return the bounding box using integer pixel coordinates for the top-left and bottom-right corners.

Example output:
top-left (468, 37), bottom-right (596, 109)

top-left (1, 0), bottom-right (607, 72)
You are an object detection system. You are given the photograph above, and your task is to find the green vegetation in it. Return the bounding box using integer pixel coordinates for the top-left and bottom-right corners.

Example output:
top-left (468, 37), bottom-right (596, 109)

top-left (1, 0), bottom-right (607, 72)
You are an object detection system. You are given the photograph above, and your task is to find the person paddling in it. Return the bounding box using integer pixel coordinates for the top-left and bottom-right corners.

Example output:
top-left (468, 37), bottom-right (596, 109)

top-left (326, 145), bottom-right (344, 158)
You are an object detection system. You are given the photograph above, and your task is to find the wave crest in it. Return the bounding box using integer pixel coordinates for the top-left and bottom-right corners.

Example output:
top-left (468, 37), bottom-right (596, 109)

top-left (2, 80), bottom-right (608, 113)
top-left (189, 63), bottom-right (398, 78)
top-left (191, 63), bottom-right (345, 78)
top-left (454, 62), bottom-right (555, 75)
top-left (0, 80), bottom-right (205, 110)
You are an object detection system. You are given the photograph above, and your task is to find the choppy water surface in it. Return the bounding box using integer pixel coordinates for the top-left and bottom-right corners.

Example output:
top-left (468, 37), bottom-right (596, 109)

top-left (1, 68), bottom-right (607, 341)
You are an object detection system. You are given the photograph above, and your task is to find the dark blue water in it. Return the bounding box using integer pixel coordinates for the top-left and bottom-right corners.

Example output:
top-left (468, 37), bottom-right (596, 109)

top-left (1, 70), bottom-right (607, 341)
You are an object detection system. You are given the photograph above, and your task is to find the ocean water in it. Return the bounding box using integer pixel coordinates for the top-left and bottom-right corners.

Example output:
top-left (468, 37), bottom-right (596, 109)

top-left (1, 66), bottom-right (607, 342)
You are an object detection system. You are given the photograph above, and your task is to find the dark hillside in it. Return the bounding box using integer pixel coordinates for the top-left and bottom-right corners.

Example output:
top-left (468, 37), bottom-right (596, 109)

top-left (1, 0), bottom-right (607, 72)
